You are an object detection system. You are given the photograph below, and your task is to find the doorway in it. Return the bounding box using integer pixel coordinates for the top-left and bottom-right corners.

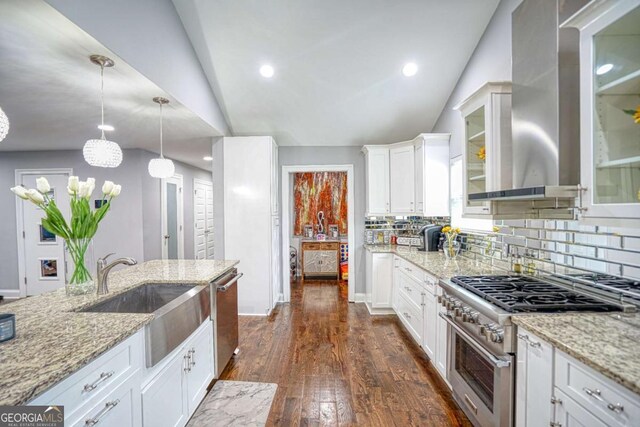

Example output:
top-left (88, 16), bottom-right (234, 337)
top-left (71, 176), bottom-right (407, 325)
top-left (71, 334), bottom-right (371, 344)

top-left (281, 165), bottom-right (355, 303)
top-left (15, 168), bottom-right (72, 296)
top-left (161, 174), bottom-right (184, 259)
top-left (193, 178), bottom-right (214, 260)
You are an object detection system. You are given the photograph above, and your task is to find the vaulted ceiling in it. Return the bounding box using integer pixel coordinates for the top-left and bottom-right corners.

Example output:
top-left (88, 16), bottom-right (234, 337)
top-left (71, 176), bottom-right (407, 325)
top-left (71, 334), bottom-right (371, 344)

top-left (173, 0), bottom-right (500, 146)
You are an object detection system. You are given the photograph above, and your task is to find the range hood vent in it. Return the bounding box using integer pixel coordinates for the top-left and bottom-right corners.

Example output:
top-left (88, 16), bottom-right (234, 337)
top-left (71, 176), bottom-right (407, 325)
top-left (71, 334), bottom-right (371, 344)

top-left (468, 0), bottom-right (587, 207)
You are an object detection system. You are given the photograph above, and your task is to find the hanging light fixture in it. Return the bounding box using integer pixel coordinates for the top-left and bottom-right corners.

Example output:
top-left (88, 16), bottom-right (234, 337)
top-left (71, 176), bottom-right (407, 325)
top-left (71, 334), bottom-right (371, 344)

top-left (0, 106), bottom-right (9, 142)
top-left (148, 97), bottom-right (175, 179)
top-left (83, 55), bottom-right (123, 168)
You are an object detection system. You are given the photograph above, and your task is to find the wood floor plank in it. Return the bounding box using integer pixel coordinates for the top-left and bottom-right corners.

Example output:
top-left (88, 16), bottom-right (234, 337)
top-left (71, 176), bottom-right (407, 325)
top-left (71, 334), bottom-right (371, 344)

top-left (221, 279), bottom-right (471, 426)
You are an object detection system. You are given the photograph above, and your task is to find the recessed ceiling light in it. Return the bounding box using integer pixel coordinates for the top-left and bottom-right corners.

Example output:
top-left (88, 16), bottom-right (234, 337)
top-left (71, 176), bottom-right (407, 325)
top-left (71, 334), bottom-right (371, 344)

top-left (203, 156), bottom-right (213, 161)
top-left (259, 64), bottom-right (275, 78)
top-left (596, 63), bottom-right (613, 75)
top-left (98, 124), bottom-right (114, 131)
top-left (402, 62), bottom-right (418, 77)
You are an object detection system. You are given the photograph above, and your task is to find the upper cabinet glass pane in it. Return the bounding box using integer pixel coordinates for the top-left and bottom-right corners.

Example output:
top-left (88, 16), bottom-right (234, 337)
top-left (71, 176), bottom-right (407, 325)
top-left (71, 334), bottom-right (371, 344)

top-left (592, 5), bottom-right (640, 204)
top-left (465, 106), bottom-right (486, 207)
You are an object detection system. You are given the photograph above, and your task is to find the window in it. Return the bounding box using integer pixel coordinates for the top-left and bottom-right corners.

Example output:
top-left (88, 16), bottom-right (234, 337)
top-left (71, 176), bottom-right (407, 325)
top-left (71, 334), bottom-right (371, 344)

top-left (450, 156), bottom-right (493, 232)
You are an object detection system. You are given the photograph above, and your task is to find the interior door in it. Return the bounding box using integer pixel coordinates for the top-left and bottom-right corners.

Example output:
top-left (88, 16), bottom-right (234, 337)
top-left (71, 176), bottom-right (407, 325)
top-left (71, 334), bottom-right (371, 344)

top-left (21, 172), bottom-right (70, 295)
top-left (194, 179), bottom-right (214, 260)
top-left (162, 175), bottom-right (184, 260)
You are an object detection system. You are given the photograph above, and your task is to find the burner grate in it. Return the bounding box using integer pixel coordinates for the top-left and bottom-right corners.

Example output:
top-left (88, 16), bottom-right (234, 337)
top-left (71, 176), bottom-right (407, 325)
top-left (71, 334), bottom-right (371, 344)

top-left (451, 275), bottom-right (620, 313)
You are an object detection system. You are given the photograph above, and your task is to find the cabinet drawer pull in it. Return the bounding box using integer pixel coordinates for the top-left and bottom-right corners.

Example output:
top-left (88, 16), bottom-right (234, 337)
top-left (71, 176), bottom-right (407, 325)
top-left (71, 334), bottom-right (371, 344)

top-left (403, 312), bottom-right (411, 319)
top-left (184, 354), bottom-right (191, 373)
top-left (83, 371), bottom-right (114, 393)
top-left (85, 399), bottom-right (119, 426)
top-left (528, 340), bottom-right (541, 348)
top-left (549, 423), bottom-right (562, 427)
top-left (404, 286), bottom-right (411, 292)
top-left (583, 387), bottom-right (624, 413)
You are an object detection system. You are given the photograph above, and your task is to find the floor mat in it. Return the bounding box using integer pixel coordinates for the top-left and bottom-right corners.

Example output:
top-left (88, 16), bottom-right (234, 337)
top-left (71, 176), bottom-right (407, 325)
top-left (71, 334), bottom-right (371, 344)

top-left (187, 380), bottom-right (277, 427)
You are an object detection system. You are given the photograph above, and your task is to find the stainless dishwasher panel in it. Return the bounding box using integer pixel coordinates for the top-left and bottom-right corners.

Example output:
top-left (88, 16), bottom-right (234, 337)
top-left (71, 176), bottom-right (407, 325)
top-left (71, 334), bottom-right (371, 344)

top-left (211, 269), bottom-right (242, 377)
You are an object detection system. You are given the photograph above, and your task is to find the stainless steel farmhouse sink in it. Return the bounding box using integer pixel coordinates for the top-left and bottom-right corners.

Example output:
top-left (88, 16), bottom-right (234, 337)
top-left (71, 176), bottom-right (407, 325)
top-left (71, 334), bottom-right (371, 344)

top-left (80, 283), bottom-right (211, 367)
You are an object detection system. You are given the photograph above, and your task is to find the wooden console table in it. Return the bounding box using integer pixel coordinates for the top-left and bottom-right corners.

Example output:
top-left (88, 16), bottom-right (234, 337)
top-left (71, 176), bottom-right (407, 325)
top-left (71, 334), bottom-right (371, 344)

top-left (301, 241), bottom-right (340, 279)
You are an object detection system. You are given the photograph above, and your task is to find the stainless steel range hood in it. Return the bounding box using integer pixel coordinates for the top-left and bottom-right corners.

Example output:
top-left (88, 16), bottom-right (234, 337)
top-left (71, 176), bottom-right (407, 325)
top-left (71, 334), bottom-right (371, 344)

top-left (469, 0), bottom-right (587, 204)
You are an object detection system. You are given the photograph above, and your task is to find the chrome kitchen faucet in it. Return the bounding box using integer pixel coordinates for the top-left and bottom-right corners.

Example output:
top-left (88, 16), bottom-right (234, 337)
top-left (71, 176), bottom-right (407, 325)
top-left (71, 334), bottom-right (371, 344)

top-left (96, 253), bottom-right (137, 295)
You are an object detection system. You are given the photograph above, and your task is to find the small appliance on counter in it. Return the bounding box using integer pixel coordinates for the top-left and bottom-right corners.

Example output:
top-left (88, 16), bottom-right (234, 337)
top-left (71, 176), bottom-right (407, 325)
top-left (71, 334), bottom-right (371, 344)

top-left (418, 225), bottom-right (442, 251)
top-left (0, 313), bottom-right (16, 342)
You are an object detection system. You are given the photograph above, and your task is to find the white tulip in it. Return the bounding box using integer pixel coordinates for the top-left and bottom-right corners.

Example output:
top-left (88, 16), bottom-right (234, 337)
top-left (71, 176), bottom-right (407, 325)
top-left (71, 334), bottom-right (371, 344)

top-left (110, 184), bottom-right (121, 197)
top-left (77, 181), bottom-right (89, 199)
top-left (102, 180), bottom-right (114, 195)
top-left (26, 189), bottom-right (45, 204)
top-left (36, 177), bottom-right (50, 194)
top-left (87, 180), bottom-right (95, 199)
top-left (11, 186), bottom-right (29, 200)
top-left (68, 176), bottom-right (79, 193)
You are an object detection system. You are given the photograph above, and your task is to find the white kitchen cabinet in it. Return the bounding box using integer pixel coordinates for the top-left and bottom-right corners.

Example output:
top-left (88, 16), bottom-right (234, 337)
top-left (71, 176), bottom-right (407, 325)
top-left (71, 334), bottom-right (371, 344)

top-left (389, 144), bottom-right (415, 214)
top-left (30, 330), bottom-right (144, 425)
top-left (434, 286), bottom-right (449, 383)
top-left (515, 327), bottom-right (554, 427)
top-left (414, 133), bottom-right (451, 217)
top-left (223, 136), bottom-right (279, 315)
top-left (365, 251), bottom-right (394, 313)
top-left (553, 388), bottom-right (609, 427)
top-left (454, 82), bottom-right (512, 216)
top-left (71, 377), bottom-right (141, 427)
top-left (363, 145), bottom-right (390, 216)
top-left (142, 321), bottom-right (214, 427)
top-left (562, 0), bottom-right (640, 226)
top-left (421, 288), bottom-right (437, 361)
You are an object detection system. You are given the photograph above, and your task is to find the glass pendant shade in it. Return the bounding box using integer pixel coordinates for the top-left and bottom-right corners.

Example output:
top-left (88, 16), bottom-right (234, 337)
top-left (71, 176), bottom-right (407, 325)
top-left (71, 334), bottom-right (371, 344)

top-left (84, 55), bottom-right (122, 168)
top-left (148, 157), bottom-right (175, 178)
top-left (149, 96), bottom-right (174, 179)
top-left (0, 106), bottom-right (9, 142)
top-left (83, 138), bottom-right (123, 168)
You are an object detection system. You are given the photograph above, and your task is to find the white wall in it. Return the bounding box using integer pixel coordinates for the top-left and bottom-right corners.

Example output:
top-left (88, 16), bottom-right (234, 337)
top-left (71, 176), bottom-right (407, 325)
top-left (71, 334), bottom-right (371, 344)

top-left (278, 146), bottom-right (366, 294)
top-left (431, 0), bottom-right (522, 157)
top-left (44, 0), bottom-right (229, 136)
top-left (0, 149), bottom-right (211, 292)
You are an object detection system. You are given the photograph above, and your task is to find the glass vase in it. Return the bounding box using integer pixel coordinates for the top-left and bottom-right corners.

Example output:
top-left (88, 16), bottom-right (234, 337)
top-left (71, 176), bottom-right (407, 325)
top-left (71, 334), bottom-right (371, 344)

top-left (65, 238), bottom-right (96, 296)
top-left (444, 239), bottom-right (461, 259)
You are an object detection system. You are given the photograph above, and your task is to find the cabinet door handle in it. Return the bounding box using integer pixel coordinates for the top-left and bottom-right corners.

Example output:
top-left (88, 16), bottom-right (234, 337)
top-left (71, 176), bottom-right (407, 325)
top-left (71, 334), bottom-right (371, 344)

top-left (190, 348), bottom-right (196, 367)
top-left (550, 396), bottom-right (563, 405)
top-left (85, 400), bottom-right (119, 426)
top-left (83, 371), bottom-right (114, 393)
top-left (184, 354), bottom-right (191, 373)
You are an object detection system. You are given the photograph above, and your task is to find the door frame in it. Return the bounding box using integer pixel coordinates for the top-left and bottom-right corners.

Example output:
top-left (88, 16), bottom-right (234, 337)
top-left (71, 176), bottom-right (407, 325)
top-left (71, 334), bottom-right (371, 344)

top-left (193, 178), bottom-right (213, 260)
top-left (14, 168), bottom-right (73, 298)
top-left (161, 173), bottom-right (184, 259)
top-left (281, 164), bottom-right (355, 303)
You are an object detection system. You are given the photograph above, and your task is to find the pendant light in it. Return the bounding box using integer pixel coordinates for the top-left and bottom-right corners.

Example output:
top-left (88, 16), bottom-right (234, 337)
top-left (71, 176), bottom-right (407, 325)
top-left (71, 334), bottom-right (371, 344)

top-left (0, 106), bottom-right (9, 142)
top-left (83, 55), bottom-right (123, 168)
top-left (148, 97), bottom-right (175, 179)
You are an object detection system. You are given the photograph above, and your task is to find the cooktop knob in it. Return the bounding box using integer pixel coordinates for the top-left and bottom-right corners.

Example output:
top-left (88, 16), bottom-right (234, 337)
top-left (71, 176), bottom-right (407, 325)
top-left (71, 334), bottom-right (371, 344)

top-left (490, 331), bottom-right (504, 343)
top-left (453, 307), bottom-right (463, 317)
top-left (470, 312), bottom-right (480, 324)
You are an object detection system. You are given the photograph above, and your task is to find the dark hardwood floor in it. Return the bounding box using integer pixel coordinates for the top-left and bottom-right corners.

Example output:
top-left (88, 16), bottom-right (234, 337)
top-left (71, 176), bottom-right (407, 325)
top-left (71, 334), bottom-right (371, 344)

top-left (220, 279), bottom-right (471, 426)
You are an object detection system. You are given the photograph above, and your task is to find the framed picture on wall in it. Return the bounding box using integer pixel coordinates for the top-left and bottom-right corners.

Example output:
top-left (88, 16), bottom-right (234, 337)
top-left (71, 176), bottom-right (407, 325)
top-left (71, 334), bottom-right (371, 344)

top-left (40, 259), bottom-right (58, 279)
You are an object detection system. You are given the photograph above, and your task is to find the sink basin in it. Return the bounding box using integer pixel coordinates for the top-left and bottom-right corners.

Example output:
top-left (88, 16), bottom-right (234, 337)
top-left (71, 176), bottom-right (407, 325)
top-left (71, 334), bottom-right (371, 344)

top-left (80, 282), bottom-right (211, 367)
top-left (80, 283), bottom-right (196, 314)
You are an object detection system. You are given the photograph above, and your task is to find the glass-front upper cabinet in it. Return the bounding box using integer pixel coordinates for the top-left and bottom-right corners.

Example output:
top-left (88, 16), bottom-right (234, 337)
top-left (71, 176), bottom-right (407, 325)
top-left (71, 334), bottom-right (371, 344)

top-left (455, 82), bottom-right (512, 217)
top-left (564, 0), bottom-right (640, 225)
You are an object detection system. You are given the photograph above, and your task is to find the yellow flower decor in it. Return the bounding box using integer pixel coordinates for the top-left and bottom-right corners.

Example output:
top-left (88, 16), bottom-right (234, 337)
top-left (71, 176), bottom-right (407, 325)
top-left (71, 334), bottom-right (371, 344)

top-left (623, 106), bottom-right (640, 124)
top-left (476, 146), bottom-right (486, 161)
top-left (442, 226), bottom-right (461, 258)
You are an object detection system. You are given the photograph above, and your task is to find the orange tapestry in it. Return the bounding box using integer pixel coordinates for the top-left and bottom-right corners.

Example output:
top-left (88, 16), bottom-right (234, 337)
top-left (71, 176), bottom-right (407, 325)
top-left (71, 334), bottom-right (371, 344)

top-left (293, 172), bottom-right (348, 236)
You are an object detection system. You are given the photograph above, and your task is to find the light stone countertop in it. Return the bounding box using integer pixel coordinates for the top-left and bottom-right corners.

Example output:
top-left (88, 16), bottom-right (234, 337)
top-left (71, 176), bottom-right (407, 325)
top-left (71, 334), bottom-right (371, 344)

top-left (512, 313), bottom-right (640, 395)
top-left (364, 244), bottom-right (506, 278)
top-left (0, 259), bottom-right (239, 406)
top-left (366, 244), bottom-right (640, 396)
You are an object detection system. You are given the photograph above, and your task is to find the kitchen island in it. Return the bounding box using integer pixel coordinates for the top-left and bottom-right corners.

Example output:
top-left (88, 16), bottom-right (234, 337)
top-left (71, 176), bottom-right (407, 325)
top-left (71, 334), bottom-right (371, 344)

top-left (0, 259), bottom-right (238, 406)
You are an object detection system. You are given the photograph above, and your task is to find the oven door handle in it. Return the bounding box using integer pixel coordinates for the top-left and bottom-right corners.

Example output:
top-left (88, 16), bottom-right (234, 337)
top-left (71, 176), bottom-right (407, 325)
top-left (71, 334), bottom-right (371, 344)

top-left (439, 312), bottom-right (511, 368)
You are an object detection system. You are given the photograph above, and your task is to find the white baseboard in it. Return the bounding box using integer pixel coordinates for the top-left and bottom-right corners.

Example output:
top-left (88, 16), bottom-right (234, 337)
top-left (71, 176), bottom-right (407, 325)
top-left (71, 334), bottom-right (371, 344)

top-left (365, 301), bottom-right (396, 315)
top-left (0, 289), bottom-right (21, 300)
top-left (354, 293), bottom-right (366, 303)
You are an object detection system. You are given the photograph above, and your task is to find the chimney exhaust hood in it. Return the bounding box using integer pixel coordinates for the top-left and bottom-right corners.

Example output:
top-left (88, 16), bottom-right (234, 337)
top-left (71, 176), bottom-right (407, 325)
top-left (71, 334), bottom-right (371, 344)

top-left (468, 0), bottom-right (588, 205)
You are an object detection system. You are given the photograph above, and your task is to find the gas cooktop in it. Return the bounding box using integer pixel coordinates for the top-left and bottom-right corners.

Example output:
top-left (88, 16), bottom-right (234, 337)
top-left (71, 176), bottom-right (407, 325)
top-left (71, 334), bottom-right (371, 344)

top-left (552, 273), bottom-right (640, 301)
top-left (450, 275), bottom-right (621, 313)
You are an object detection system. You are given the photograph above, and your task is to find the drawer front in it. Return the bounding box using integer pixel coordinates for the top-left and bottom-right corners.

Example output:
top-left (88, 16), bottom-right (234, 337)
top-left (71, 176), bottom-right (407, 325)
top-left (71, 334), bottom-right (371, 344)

top-left (319, 242), bottom-right (339, 250)
top-left (555, 351), bottom-right (640, 426)
top-left (70, 374), bottom-right (141, 427)
top-left (302, 242), bottom-right (320, 250)
top-left (397, 258), bottom-right (426, 283)
top-left (31, 331), bottom-right (142, 420)
top-left (396, 270), bottom-right (423, 311)
top-left (396, 292), bottom-right (423, 345)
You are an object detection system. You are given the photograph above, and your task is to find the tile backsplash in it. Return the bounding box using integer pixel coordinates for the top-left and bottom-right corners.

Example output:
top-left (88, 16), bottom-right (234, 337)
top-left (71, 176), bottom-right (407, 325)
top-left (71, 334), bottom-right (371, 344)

top-left (461, 220), bottom-right (640, 280)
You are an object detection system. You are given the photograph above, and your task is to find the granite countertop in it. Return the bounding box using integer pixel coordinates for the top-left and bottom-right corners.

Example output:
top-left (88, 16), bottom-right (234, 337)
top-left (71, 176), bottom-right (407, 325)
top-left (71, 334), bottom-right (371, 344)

top-left (512, 313), bottom-right (640, 395)
top-left (364, 244), bottom-right (506, 279)
top-left (0, 259), bottom-right (239, 406)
